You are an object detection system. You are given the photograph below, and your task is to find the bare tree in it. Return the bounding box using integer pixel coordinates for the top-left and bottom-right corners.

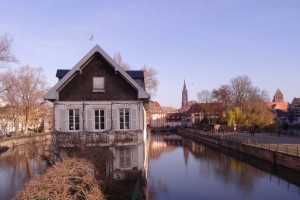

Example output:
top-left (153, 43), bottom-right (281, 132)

top-left (226, 75), bottom-right (273, 126)
top-left (1, 66), bottom-right (48, 134)
top-left (113, 51), bottom-right (131, 71)
top-left (113, 52), bottom-right (159, 98)
top-left (0, 68), bottom-right (16, 95)
top-left (0, 33), bottom-right (17, 65)
top-left (211, 84), bottom-right (231, 122)
top-left (229, 75), bottom-right (252, 110)
top-left (212, 84), bottom-right (231, 104)
top-left (141, 65), bottom-right (158, 98)
top-left (197, 90), bottom-right (212, 103)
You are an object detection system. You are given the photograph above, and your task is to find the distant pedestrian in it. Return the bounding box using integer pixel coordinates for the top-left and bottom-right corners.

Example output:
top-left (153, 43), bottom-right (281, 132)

top-left (233, 123), bottom-right (237, 134)
top-left (250, 126), bottom-right (255, 137)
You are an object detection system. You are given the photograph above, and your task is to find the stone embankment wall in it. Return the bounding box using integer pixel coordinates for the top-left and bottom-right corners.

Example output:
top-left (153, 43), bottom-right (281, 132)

top-left (179, 129), bottom-right (300, 172)
top-left (0, 134), bottom-right (52, 148)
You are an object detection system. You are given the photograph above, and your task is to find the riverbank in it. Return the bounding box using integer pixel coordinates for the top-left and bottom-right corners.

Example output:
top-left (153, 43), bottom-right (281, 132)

top-left (0, 133), bottom-right (51, 148)
top-left (178, 128), bottom-right (300, 172)
top-left (0, 146), bottom-right (9, 153)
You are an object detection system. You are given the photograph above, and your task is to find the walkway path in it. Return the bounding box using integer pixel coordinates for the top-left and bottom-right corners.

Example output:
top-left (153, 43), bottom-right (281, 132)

top-left (183, 128), bottom-right (300, 156)
top-left (222, 132), bottom-right (300, 145)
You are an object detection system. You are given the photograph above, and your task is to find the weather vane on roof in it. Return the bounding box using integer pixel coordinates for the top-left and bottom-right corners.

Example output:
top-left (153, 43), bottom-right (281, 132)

top-left (88, 34), bottom-right (93, 41)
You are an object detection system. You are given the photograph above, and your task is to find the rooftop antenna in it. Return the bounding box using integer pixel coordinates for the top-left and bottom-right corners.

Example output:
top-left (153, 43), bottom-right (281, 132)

top-left (88, 34), bottom-right (93, 41)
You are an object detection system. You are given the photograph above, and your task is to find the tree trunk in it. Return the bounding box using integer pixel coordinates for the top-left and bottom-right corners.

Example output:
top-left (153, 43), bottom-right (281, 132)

top-left (24, 109), bottom-right (29, 135)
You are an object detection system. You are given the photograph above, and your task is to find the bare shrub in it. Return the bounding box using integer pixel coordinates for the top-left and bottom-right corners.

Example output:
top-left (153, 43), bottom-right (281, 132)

top-left (14, 158), bottom-right (104, 200)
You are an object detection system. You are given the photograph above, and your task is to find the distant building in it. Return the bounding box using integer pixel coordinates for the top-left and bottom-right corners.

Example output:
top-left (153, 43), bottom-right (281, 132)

top-left (288, 98), bottom-right (300, 124)
top-left (273, 88), bottom-right (284, 102)
top-left (181, 80), bottom-right (188, 110)
top-left (147, 101), bottom-right (165, 128)
top-left (267, 89), bottom-right (288, 123)
top-left (188, 100), bottom-right (197, 108)
top-left (183, 103), bottom-right (225, 127)
top-left (165, 112), bottom-right (185, 127)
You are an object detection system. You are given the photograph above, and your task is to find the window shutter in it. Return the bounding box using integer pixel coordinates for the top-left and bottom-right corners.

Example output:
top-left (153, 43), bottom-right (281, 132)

top-left (112, 109), bottom-right (117, 130)
top-left (131, 108), bottom-right (137, 130)
top-left (86, 109), bottom-right (92, 131)
top-left (93, 77), bottom-right (104, 91)
top-left (60, 109), bottom-right (67, 131)
top-left (125, 147), bottom-right (132, 167)
top-left (107, 109), bottom-right (111, 130)
top-left (119, 148), bottom-right (125, 168)
top-left (132, 145), bottom-right (138, 166)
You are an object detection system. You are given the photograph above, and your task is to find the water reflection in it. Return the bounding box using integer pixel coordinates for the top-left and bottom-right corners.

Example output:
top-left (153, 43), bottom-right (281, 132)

top-left (0, 145), bottom-right (46, 200)
top-left (148, 133), bottom-right (300, 200)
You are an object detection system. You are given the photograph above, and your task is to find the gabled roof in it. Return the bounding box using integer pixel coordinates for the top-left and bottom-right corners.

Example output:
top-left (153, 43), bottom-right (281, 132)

top-left (149, 101), bottom-right (162, 114)
top-left (44, 45), bottom-right (150, 101)
top-left (291, 98), bottom-right (300, 105)
top-left (55, 69), bottom-right (144, 82)
top-left (126, 71), bottom-right (144, 80)
top-left (56, 69), bottom-right (70, 79)
top-left (186, 103), bottom-right (224, 114)
top-left (266, 102), bottom-right (288, 111)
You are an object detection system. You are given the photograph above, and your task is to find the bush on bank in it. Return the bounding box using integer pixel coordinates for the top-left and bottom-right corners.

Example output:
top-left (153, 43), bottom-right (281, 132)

top-left (14, 158), bottom-right (104, 200)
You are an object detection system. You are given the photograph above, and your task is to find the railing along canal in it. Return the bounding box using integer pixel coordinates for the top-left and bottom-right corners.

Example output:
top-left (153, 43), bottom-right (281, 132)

top-left (180, 129), bottom-right (300, 157)
top-left (224, 135), bottom-right (300, 157)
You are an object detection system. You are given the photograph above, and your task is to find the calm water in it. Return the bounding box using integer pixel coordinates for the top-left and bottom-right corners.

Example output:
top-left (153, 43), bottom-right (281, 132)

top-left (2, 134), bottom-right (300, 200)
top-left (147, 133), bottom-right (300, 200)
top-left (0, 145), bottom-right (46, 200)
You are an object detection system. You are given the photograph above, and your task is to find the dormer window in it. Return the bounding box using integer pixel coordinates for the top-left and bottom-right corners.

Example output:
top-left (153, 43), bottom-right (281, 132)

top-left (93, 77), bottom-right (105, 92)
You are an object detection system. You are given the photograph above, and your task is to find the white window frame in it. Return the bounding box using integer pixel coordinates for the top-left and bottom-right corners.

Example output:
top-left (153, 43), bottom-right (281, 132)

top-left (68, 109), bottom-right (80, 131)
top-left (119, 108), bottom-right (130, 130)
top-left (119, 147), bottom-right (132, 168)
top-left (94, 109), bottom-right (106, 130)
top-left (93, 77), bottom-right (105, 92)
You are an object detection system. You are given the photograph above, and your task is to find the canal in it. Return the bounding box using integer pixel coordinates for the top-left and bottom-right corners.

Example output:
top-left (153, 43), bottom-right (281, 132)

top-left (147, 133), bottom-right (300, 200)
top-left (2, 133), bottom-right (300, 200)
top-left (0, 144), bottom-right (46, 200)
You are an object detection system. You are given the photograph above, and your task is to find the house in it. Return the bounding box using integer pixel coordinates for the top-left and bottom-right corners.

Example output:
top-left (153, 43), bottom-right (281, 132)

top-left (266, 102), bottom-right (288, 123)
top-left (288, 98), bottom-right (300, 124)
top-left (267, 89), bottom-right (289, 123)
top-left (183, 103), bottom-right (225, 127)
top-left (147, 101), bottom-right (166, 128)
top-left (44, 44), bottom-right (150, 178)
top-left (165, 112), bottom-right (185, 127)
top-left (273, 89), bottom-right (284, 102)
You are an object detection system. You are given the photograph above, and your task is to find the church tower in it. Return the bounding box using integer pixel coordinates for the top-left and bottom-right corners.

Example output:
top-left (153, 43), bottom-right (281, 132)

top-left (182, 80), bottom-right (188, 109)
top-left (273, 89), bottom-right (284, 102)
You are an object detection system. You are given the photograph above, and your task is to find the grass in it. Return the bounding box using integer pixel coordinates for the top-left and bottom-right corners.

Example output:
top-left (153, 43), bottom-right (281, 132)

top-left (0, 132), bottom-right (51, 143)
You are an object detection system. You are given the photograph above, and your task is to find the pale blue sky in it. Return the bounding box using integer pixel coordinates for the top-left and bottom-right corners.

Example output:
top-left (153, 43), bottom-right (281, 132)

top-left (1, 0), bottom-right (300, 108)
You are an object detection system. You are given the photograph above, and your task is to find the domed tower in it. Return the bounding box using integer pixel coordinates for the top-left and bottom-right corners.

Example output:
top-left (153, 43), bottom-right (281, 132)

top-left (182, 80), bottom-right (188, 109)
top-left (273, 89), bottom-right (284, 102)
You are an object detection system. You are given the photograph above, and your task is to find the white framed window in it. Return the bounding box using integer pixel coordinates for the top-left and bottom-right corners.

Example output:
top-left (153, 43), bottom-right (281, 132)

top-left (119, 108), bottom-right (130, 130)
top-left (93, 77), bottom-right (105, 92)
top-left (94, 109), bottom-right (105, 130)
top-left (69, 109), bottom-right (80, 131)
top-left (119, 147), bottom-right (132, 168)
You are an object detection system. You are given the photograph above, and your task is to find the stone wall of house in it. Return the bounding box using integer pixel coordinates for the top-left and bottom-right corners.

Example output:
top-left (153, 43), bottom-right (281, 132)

top-left (59, 53), bottom-right (138, 101)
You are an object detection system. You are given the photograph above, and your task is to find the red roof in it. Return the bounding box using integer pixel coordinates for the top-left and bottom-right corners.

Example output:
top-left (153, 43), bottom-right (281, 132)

top-left (166, 112), bottom-right (185, 122)
top-left (266, 102), bottom-right (288, 111)
top-left (149, 101), bottom-right (162, 114)
top-left (186, 103), bottom-right (224, 114)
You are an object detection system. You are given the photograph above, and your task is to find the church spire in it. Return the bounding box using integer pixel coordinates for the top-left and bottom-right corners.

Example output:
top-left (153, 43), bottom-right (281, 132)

top-left (273, 88), bottom-right (284, 102)
top-left (183, 79), bottom-right (187, 90)
top-left (182, 80), bottom-right (188, 109)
